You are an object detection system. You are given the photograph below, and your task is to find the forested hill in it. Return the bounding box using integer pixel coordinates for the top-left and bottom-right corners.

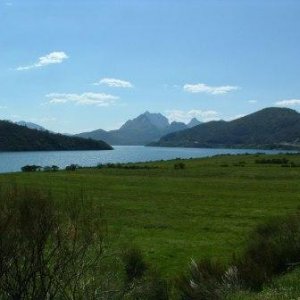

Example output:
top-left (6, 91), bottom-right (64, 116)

top-left (150, 107), bottom-right (300, 150)
top-left (0, 121), bottom-right (113, 151)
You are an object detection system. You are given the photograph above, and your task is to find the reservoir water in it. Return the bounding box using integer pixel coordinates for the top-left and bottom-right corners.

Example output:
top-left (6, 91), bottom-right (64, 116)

top-left (0, 146), bottom-right (293, 173)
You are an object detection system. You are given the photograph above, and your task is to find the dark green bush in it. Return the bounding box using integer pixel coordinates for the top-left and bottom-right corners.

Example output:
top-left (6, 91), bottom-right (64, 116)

top-left (0, 186), bottom-right (115, 299)
top-left (21, 165), bottom-right (42, 172)
top-left (220, 163), bottom-right (229, 167)
top-left (65, 164), bottom-right (79, 171)
top-left (255, 158), bottom-right (289, 165)
top-left (121, 248), bottom-right (169, 299)
top-left (122, 247), bottom-right (148, 283)
top-left (43, 165), bottom-right (60, 172)
top-left (232, 161), bottom-right (246, 167)
top-left (174, 162), bottom-right (186, 170)
top-left (233, 214), bottom-right (300, 290)
top-left (97, 162), bottom-right (158, 170)
top-left (177, 213), bottom-right (300, 297)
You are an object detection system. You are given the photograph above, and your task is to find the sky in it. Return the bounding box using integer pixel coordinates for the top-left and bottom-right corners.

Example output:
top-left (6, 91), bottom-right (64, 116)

top-left (0, 0), bottom-right (300, 133)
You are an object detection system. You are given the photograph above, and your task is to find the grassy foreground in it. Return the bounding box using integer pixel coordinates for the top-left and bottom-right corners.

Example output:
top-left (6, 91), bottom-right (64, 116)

top-left (1, 153), bottom-right (300, 280)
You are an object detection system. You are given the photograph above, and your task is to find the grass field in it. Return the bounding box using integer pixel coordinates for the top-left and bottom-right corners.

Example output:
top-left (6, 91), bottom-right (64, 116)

top-left (1, 153), bottom-right (300, 280)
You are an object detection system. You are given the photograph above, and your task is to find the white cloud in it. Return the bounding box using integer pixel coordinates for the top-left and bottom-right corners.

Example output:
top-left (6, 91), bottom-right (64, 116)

top-left (183, 83), bottom-right (239, 95)
top-left (248, 100), bottom-right (257, 104)
top-left (46, 92), bottom-right (118, 107)
top-left (17, 51), bottom-right (68, 71)
top-left (94, 78), bottom-right (133, 88)
top-left (226, 114), bottom-right (246, 121)
top-left (166, 109), bottom-right (220, 123)
top-left (275, 99), bottom-right (300, 107)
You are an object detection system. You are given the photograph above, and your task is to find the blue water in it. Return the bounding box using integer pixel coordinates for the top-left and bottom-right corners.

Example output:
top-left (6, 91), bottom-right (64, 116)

top-left (0, 146), bottom-right (293, 173)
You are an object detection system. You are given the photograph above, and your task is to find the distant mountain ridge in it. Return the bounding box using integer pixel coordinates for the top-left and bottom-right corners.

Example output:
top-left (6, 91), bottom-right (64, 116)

top-left (16, 121), bottom-right (47, 132)
top-left (76, 112), bottom-right (201, 145)
top-left (150, 107), bottom-right (300, 150)
top-left (0, 120), bottom-right (112, 151)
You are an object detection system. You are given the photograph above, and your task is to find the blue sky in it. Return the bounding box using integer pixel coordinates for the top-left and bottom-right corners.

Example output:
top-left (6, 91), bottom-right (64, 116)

top-left (0, 0), bottom-right (300, 133)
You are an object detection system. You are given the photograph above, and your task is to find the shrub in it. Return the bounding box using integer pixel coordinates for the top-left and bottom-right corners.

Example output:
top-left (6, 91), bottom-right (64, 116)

top-left (174, 162), bottom-right (186, 170)
top-left (220, 163), bottom-right (229, 167)
top-left (177, 213), bottom-right (300, 297)
top-left (21, 165), bottom-right (42, 172)
top-left (65, 164), bottom-right (79, 171)
top-left (125, 269), bottom-right (169, 300)
top-left (122, 247), bottom-right (148, 283)
top-left (51, 165), bottom-right (59, 171)
top-left (255, 158), bottom-right (289, 165)
top-left (97, 163), bottom-right (158, 170)
top-left (121, 248), bottom-right (169, 299)
top-left (0, 185), bottom-right (114, 299)
top-left (176, 259), bottom-right (226, 300)
top-left (43, 165), bottom-right (59, 172)
top-left (232, 161), bottom-right (246, 167)
top-left (233, 214), bottom-right (300, 290)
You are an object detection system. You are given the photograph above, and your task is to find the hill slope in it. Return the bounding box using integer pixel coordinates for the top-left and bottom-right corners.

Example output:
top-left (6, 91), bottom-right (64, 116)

top-left (0, 121), bottom-right (113, 151)
top-left (150, 107), bottom-right (300, 150)
top-left (76, 111), bottom-right (201, 145)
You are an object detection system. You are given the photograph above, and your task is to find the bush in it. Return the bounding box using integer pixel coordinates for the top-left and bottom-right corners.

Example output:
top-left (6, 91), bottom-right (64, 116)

top-left (97, 163), bottom-right (158, 170)
top-left (174, 162), bottom-right (186, 170)
top-left (220, 163), bottom-right (229, 167)
top-left (65, 164), bottom-right (79, 171)
top-left (21, 165), bottom-right (42, 172)
top-left (125, 269), bottom-right (169, 300)
top-left (0, 185), bottom-right (115, 299)
top-left (233, 161), bottom-right (246, 167)
top-left (122, 247), bottom-right (148, 283)
top-left (122, 247), bottom-right (169, 299)
top-left (177, 213), bottom-right (300, 298)
top-left (233, 214), bottom-right (300, 290)
top-left (43, 165), bottom-right (60, 172)
top-left (176, 259), bottom-right (226, 300)
top-left (255, 158), bottom-right (289, 165)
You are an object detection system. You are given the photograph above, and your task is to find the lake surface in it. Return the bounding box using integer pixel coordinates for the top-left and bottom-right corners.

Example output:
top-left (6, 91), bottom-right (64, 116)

top-left (0, 146), bottom-right (293, 174)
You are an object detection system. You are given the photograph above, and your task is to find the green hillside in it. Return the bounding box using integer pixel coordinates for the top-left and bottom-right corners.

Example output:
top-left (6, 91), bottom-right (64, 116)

top-left (0, 120), bottom-right (113, 151)
top-left (151, 107), bottom-right (300, 150)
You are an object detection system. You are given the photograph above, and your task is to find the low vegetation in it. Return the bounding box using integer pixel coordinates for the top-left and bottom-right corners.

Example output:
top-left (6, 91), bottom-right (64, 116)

top-left (2, 153), bottom-right (300, 298)
top-left (177, 212), bottom-right (300, 299)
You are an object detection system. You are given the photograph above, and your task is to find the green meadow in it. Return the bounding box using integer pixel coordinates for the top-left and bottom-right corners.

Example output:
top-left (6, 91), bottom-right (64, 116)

top-left (1, 153), bottom-right (300, 279)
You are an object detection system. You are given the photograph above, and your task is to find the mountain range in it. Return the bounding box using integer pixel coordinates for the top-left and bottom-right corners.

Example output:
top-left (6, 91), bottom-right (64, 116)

top-left (76, 112), bottom-right (201, 145)
top-left (0, 121), bottom-right (112, 152)
top-left (150, 107), bottom-right (300, 150)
